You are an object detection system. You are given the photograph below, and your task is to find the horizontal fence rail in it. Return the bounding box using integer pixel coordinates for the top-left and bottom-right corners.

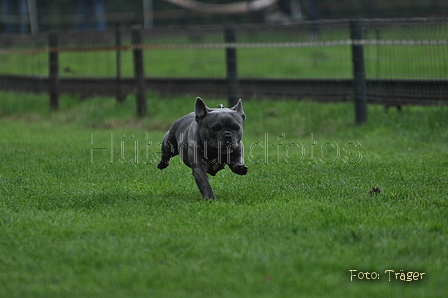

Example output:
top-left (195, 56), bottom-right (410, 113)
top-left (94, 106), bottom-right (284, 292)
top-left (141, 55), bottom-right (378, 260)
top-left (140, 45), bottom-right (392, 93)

top-left (2, 75), bottom-right (446, 104)
top-left (2, 39), bottom-right (448, 55)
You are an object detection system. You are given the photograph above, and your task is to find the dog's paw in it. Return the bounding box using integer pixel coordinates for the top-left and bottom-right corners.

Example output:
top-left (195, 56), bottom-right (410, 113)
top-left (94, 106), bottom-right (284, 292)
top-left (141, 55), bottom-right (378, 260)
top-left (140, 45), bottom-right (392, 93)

top-left (231, 164), bottom-right (248, 175)
top-left (157, 161), bottom-right (169, 170)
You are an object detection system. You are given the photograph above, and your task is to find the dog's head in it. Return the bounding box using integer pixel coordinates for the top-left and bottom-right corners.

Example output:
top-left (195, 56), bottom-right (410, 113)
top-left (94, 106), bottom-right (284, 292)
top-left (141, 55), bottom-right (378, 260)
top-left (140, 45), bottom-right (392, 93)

top-left (195, 97), bottom-right (245, 153)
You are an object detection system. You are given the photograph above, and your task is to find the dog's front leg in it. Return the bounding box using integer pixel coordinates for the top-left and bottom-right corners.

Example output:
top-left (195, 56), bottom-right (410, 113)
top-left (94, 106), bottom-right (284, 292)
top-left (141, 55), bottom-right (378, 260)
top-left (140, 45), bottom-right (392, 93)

top-left (192, 164), bottom-right (216, 200)
top-left (228, 147), bottom-right (248, 175)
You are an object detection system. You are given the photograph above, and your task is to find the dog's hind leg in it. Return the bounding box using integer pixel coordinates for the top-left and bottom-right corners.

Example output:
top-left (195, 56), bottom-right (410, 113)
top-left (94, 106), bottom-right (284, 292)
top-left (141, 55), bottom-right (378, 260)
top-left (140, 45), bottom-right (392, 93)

top-left (157, 131), bottom-right (178, 169)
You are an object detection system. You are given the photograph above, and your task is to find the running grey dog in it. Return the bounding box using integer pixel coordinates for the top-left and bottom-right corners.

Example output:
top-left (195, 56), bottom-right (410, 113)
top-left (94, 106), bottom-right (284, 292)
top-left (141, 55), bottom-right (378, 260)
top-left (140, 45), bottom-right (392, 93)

top-left (157, 97), bottom-right (248, 199)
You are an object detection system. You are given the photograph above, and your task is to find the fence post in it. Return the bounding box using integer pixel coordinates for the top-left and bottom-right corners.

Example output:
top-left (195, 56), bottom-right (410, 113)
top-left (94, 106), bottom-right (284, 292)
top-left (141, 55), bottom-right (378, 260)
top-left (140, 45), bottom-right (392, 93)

top-left (115, 22), bottom-right (126, 104)
top-left (350, 18), bottom-right (367, 124)
top-left (48, 32), bottom-right (59, 110)
top-left (132, 26), bottom-right (147, 117)
top-left (225, 26), bottom-right (239, 107)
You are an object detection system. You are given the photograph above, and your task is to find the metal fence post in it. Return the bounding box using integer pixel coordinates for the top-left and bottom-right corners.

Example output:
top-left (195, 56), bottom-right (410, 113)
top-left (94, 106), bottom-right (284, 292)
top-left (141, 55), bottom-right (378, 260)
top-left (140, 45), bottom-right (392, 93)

top-left (225, 26), bottom-right (239, 107)
top-left (132, 26), bottom-right (147, 117)
top-left (48, 32), bottom-right (59, 110)
top-left (350, 18), bottom-right (368, 124)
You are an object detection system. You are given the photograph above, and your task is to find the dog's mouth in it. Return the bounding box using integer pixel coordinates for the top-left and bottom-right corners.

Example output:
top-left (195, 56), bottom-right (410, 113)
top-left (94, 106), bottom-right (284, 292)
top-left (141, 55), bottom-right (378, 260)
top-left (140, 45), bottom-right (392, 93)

top-left (217, 138), bottom-right (239, 149)
top-left (212, 142), bottom-right (237, 152)
top-left (205, 140), bottom-right (239, 153)
top-left (219, 143), bottom-right (237, 154)
top-left (223, 142), bottom-right (239, 149)
top-left (220, 132), bottom-right (239, 147)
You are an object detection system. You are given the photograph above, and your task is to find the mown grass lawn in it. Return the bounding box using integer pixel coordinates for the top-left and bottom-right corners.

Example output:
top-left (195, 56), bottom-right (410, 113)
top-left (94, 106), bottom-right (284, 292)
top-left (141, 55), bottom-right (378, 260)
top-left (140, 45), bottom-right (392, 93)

top-left (0, 93), bottom-right (447, 297)
top-left (2, 44), bottom-right (446, 79)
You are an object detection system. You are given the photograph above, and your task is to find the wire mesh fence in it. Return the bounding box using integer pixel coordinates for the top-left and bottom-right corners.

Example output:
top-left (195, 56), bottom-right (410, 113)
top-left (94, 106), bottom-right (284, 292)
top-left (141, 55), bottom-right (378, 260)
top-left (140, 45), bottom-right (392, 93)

top-left (0, 17), bottom-right (447, 107)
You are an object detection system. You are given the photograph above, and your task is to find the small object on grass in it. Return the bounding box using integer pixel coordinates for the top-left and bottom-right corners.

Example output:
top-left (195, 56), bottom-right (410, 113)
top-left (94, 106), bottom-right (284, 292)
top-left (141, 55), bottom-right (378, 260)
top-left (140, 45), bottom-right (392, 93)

top-left (63, 67), bottom-right (75, 74)
top-left (368, 186), bottom-right (381, 196)
top-left (218, 104), bottom-right (225, 108)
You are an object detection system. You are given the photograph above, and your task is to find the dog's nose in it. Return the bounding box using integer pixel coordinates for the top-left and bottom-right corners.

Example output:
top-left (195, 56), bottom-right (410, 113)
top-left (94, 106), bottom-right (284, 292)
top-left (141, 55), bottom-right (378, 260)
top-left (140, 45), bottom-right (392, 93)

top-left (224, 133), bottom-right (232, 143)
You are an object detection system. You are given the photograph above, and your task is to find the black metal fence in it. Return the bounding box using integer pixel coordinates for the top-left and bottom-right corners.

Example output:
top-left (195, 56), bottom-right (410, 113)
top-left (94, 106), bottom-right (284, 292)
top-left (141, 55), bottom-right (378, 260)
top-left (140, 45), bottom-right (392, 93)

top-left (0, 17), bottom-right (447, 117)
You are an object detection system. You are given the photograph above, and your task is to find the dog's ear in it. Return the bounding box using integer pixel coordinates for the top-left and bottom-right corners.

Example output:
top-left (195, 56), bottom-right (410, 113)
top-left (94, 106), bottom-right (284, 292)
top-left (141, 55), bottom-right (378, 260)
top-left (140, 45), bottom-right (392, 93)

top-left (231, 99), bottom-right (246, 122)
top-left (195, 97), bottom-right (211, 123)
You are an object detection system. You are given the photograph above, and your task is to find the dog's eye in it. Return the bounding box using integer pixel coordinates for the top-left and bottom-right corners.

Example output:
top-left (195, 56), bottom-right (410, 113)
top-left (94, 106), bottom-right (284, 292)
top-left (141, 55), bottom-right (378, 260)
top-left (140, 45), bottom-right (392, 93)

top-left (233, 126), bottom-right (240, 130)
top-left (212, 124), bottom-right (221, 131)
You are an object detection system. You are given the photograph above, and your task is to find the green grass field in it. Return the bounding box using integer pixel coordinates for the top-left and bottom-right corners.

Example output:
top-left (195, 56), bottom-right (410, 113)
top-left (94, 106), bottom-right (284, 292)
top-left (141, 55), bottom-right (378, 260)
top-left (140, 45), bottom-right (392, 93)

top-left (0, 92), bottom-right (447, 297)
top-left (1, 44), bottom-right (446, 79)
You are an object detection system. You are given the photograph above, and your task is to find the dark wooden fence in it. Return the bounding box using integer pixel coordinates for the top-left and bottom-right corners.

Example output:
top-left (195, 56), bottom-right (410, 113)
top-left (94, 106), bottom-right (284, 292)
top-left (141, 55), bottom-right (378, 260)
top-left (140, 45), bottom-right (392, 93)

top-left (1, 18), bottom-right (448, 123)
